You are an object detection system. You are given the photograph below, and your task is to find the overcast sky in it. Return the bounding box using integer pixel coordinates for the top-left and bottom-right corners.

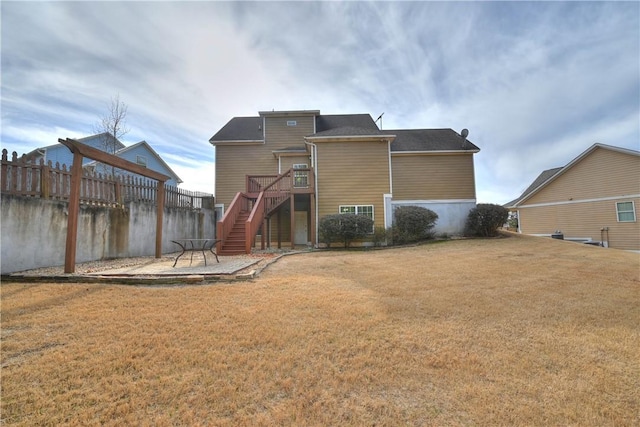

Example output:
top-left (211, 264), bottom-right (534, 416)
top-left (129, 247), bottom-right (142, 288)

top-left (2, 1), bottom-right (638, 203)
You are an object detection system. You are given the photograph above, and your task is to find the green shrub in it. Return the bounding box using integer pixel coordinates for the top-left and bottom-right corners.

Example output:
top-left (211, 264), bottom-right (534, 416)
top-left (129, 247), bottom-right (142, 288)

top-left (393, 206), bottom-right (438, 244)
top-left (464, 203), bottom-right (509, 237)
top-left (318, 214), bottom-right (374, 248)
top-left (318, 215), bottom-right (342, 248)
top-left (372, 226), bottom-right (391, 247)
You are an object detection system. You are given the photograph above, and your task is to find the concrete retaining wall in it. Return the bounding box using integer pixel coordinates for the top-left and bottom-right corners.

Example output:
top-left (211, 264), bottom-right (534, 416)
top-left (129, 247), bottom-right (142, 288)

top-left (1, 193), bottom-right (216, 274)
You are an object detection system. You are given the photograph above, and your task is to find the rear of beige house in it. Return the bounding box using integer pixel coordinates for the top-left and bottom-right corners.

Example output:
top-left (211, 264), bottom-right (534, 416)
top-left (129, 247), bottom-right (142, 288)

top-left (507, 144), bottom-right (640, 250)
top-left (210, 109), bottom-right (480, 253)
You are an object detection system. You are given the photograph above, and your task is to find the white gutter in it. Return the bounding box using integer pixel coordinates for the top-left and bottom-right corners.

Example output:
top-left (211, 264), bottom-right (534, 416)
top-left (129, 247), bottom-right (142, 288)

top-left (304, 138), bottom-right (319, 248)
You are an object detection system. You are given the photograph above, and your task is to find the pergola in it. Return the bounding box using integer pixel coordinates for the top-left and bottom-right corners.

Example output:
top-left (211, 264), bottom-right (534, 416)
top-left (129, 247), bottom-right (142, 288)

top-left (59, 138), bottom-right (170, 273)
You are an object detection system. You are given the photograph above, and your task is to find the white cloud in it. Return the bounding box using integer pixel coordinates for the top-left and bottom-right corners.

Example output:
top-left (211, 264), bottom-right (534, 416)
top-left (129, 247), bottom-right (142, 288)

top-left (1, 1), bottom-right (638, 202)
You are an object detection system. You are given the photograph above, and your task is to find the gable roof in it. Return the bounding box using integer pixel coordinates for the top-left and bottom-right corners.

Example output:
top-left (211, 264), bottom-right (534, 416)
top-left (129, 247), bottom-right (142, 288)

top-left (23, 132), bottom-right (126, 161)
top-left (389, 129), bottom-right (480, 152)
top-left (84, 140), bottom-right (183, 183)
top-left (506, 143), bottom-right (640, 208)
top-left (505, 167), bottom-right (563, 207)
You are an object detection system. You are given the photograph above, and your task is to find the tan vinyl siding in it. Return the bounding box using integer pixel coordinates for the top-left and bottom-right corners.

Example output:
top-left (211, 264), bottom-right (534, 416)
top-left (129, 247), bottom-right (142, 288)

top-left (525, 148), bottom-right (640, 205)
top-left (264, 116), bottom-right (314, 151)
top-left (391, 153), bottom-right (476, 200)
top-left (215, 144), bottom-right (274, 207)
top-left (518, 197), bottom-right (640, 250)
top-left (316, 140), bottom-right (390, 229)
top-left (215, 114), bottom-right (314, 207)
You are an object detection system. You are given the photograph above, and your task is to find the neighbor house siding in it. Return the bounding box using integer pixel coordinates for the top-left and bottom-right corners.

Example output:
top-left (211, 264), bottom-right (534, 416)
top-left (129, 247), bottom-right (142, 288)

top-left (391, 153), bottom-right (476, 200)
top-left (315, 140), bottom-right (390, 229)
top-left (524, 148), bottom-right (639, 205)
top-left (518, 197), bottom-right (640, 250)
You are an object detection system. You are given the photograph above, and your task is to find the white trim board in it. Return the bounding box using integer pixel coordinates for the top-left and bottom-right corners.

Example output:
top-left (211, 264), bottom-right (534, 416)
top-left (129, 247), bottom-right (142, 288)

top-left (518, 194), bottom-right (640, 209)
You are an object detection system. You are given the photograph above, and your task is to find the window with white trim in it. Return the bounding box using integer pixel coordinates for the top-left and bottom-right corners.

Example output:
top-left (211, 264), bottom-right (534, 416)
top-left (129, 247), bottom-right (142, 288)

top-left (293, 163), bottom-right (308, 188)
top-left (136, 155), bottom-right (147, 167)
top-left (339, 205), bottom-right (374, 232)
top-left (616, 201), bottom-right (636, 222)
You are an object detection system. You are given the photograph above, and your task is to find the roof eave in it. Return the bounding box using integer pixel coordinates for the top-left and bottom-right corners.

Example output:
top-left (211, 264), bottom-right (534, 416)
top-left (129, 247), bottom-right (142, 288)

top-left (305, 134), bottom-right (396, 143)
top-left (391, 149), bottom-right (480, 155)
top-left (209, 139), bottom-right (265, 146)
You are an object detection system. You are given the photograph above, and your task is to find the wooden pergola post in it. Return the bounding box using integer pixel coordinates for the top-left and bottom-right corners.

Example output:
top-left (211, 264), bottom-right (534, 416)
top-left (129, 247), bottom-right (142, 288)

top-left (59, 138), bottom-right (170, 273)
top-left (64, 151), bottom-right (84, 274)
top-left (155, 180), bottom-right (165, 258)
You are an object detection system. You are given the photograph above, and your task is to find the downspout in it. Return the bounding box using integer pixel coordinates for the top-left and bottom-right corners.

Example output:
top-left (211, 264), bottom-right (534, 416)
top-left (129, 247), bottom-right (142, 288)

top-left (304, 138), bottom-right (319, 247)
top-left (386, 139), bottom-right (393, 229)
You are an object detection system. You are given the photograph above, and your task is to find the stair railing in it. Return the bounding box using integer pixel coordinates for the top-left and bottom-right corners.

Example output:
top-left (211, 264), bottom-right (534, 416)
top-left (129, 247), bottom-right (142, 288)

top-left (245, 191), bottom-right (265, 253)
top-left (243, 169), bottom-right (295, 253)
top-left (217, 191), bottom-right (252, 253)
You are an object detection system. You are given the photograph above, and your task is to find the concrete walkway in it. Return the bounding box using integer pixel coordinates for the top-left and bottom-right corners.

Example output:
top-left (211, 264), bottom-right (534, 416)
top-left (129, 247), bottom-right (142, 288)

top-left (90, 257), bottom-right (261, 276)
top-left (2, 253), bottom-right (282, 285)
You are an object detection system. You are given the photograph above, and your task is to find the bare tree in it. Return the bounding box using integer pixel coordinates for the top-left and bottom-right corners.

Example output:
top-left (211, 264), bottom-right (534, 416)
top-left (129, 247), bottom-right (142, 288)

top-left (94, 94), bottom-right (130, 175)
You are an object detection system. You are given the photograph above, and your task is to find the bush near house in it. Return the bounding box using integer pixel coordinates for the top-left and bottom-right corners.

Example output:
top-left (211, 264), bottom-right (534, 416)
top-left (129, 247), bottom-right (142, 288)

top-left (319, 213), bottom-right (374, 248)
top-left (392, 206), bottom-right (438, 244)
top-left (464, 203), bottom-right (509, 237)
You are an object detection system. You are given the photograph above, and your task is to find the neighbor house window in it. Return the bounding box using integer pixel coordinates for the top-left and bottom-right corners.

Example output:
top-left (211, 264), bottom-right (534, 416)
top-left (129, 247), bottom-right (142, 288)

top-left (339, 205), bottom-right (374, 232)
top-left (616, 201), bottom-right (636, 222)
top-left (136, 155), bottom-right (147, 167)
top-left (287, 120), bottom-right (297, 126)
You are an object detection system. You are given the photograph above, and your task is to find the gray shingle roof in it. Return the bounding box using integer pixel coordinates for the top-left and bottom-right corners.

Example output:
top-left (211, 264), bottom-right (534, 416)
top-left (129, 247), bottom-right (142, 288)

top-left (315, 114), bottom-right (379, 133)
top-left (209, 117), bottom-right (263, 142)
top-left (389, 129), bottom-right (479, 152)
top-left (310, 126), bottom-right (386, 138)
top-left (209, 114), bottom-right (480, 155)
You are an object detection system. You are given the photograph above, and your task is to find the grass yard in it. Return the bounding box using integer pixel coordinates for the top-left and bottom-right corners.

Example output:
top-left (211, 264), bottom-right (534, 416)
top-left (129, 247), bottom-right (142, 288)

top-left (1, 233), bottom-right (639, 426)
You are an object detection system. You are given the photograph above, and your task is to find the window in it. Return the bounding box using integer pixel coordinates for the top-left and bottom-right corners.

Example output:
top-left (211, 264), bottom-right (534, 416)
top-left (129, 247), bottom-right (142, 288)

top-left (136, 155), bottom-right (147, 167)
top-left (287, 120), bottom-right (297, 126)
top-left (339, 205), bottom-right (374, 232)
top-left (616, 201), bottom-right (636, 222)
top-left (293, 164), bottom-right (308, 188)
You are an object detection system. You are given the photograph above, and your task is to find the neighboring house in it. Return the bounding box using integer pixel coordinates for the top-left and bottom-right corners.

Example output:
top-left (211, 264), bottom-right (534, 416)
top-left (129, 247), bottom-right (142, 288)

top-left (24, 133), bottom-right (183, 187)
top-left (506, 143), bottom-right (640, 250)
top-left (209, 109), bottom-right (480, 254)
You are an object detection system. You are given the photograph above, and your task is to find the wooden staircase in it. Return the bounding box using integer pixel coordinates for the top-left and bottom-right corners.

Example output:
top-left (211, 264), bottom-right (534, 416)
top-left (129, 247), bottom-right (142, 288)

top-left (216, 167), bottom-right (314, 255)
top-left (218, 210), bottom-right (250, 255)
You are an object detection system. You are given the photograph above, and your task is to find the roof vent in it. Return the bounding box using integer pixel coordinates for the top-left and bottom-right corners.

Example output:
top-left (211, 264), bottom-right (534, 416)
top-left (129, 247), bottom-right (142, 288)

top-left (460, 129), bottom-right (469, 148)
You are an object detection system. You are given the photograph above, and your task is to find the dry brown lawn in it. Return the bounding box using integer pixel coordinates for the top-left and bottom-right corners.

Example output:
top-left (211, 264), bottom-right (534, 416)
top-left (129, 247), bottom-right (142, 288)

top-left (2, 233), bottom-right (639, 426)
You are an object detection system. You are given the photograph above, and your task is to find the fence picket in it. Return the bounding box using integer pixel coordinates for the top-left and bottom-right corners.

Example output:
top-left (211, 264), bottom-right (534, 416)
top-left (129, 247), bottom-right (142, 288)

top-left (0, 149), bottom-right (212, 209)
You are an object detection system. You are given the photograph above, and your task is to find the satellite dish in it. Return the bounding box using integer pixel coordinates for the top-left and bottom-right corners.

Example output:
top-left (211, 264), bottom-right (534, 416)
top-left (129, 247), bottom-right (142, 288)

top-left (461, 129), bottom-right (469, 138)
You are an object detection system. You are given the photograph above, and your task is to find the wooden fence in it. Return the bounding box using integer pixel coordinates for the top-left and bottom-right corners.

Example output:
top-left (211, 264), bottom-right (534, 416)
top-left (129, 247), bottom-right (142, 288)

top-left (1, 149), bottom-right (213, 209)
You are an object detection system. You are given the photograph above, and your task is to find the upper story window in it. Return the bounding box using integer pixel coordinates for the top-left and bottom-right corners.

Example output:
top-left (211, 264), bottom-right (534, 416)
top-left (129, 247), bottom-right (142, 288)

top-left (616, 201), bottom-right (636, 222)
top-left (136, 155), bottom-right (147, 167)
top-left (286, 120), bottom-right (297, 127)
top-left (293, 164), bottom-right (308, 188)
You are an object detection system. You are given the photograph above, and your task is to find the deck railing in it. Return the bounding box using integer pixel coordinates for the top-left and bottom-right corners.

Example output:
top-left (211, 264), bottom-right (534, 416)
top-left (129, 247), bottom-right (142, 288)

top-left (1, 149), bottom-right (212, 209)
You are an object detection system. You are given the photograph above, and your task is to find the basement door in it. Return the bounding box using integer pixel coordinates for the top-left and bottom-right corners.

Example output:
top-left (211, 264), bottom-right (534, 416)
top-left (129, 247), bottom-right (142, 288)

top-left (294, 211), bottom-right (308, 245)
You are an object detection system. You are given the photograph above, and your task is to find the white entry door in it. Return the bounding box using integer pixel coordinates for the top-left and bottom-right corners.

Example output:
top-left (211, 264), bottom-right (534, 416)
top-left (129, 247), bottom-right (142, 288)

top-left (294, 211), bottom-right (308, 245)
